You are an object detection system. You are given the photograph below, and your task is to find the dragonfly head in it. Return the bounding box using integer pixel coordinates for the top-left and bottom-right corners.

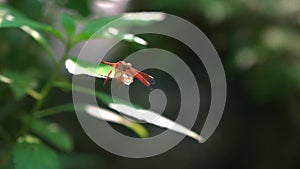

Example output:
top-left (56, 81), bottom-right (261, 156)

top-left (120, 61), bottom-right (132, 71)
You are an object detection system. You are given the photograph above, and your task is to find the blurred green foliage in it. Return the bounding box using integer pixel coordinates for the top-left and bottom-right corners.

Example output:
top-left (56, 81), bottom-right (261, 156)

top-left (0, 1), bottom-right (153, 168)
top-left (1, 0), bottom-right (300, 169)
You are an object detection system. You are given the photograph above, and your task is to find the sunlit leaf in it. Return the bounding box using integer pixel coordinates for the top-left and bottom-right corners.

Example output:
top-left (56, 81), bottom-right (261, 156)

top-left (0, 4), bottom-right (64, 40)
top-left (121, 12), bottom-right (166, 22)
top-left (109, 103), bottom-right (205, 143)
top-left (30, 119), bottom-right (73, 152)
top-left (103, 27), bottom-right (148, 45)
top-left (74, 12), bottom-right (165, 43)
top-left (85, 105), bottom-right (148, 138)
top-left (65, 57), bottom-right (114, 80)
top-left (60, 13), bottom-right (76, 38)
top-left (74, 17), bottom-right (117, 42)
top-left (75, 26), bottom-right (148, 46)
top-left (14, 135), bottom-right (59, 169)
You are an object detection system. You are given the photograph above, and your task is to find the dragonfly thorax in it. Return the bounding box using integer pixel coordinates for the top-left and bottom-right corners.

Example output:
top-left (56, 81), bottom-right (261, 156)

top-left (118, 61), bottom-right (132, 71)
top-left (114, 61), bottom-right (134, 85)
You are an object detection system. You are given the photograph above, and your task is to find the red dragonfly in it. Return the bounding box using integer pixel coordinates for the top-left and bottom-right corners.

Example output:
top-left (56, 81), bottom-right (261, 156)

top-left (101, 60), bottom-right (155, 90)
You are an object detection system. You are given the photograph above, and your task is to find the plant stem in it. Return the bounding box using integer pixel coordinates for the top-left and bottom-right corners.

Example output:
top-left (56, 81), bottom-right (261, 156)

top-left (31, 43), bottom-right (72, 113)
top-left (26, 88), bottom-right (42, 100)
top-left (33, 103), bottom-right (85, 118)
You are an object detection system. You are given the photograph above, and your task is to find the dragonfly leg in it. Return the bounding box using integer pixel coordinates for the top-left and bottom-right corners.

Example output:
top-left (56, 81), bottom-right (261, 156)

top-left (136, 73), bottom-right (151, 88)
top-left (138, 71), bottom-right (156, 85)
top-left (129, 68), bottom-right (151, 88)
top-left (101, 60), bottom-right (115, 66)
top-left (104, 63), bottom-right (117, 85)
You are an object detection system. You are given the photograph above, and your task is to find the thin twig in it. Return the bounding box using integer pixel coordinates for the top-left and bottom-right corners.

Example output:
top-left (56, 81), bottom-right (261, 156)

top-left (33, 103), bottom-right (84, 118)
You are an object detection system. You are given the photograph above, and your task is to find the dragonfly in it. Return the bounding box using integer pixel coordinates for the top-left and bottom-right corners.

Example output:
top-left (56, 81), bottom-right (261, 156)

top-left (100, 60), bottom-right (156, 90)
top-left (65, 58), bottom-right (155, 89)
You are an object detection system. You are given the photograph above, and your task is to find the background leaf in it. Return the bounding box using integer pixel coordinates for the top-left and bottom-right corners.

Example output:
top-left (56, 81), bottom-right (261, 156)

top-left (0, 4), bottom-right (64, 40)
top-left (73, 17), bottom-right (117, 42)
top-left (85, 105), bottom-right (149, 138)
top-left (13, 135), bottom-right (59, 169)
top-left (20, 26), bottom-right (57, 64)
top-left (0, 70), bottom-right (36, 100)
top-left (30, 119), bottom-right (73, 152)
top-left (0, 5), bottom-right (60, 63)
top-left (60, 13), bottom-right (76, 38)
top-left (109, 103), bottom-right (204, 142)
top-left (74, 12), bottom-right (165, 43)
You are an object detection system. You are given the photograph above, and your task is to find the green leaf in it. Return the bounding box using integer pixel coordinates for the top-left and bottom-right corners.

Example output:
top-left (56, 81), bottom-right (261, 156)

top-left (60, 13), bottom-right (76, 38)
top-left (0, 5), bottom-right (61, 63)
top-left (74, 17), bottom-right (118, 42)
top-left (0, 4), bottom-right (64, 40)
top-left (20, 26), bottom-right (57, 64)
top-left (14, 135), bottom-right (59, 169)
top-left (30, 119), bottom-right (73, 152)
top-left (0, 70), bottom-right (37, 100)
top-left (52, 82), bottom-right (149, 137)
top-left (74, 12), bottom-right (165, 43)
top-left (65, 57), bottom-right (114, 80)
top-left (75, 23), bottom-right (148, 45)
top-left (85, 105), bottom-right (149, 138)
top-left (1, 17), bottom-right (56, 62)
top-left (125, 121), bottom-right (149, 138)
top-left (109, 103), bottom-right (204, 142)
